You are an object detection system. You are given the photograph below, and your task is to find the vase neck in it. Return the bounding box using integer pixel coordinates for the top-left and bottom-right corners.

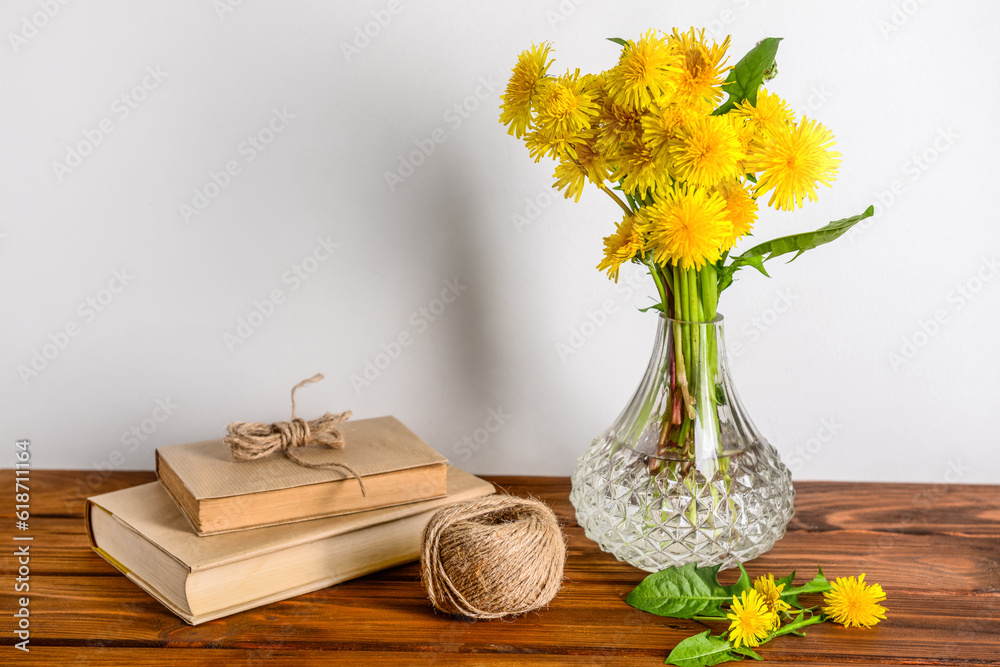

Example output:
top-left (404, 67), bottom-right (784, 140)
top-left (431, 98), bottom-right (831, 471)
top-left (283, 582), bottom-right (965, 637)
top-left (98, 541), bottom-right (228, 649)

top-left (609, 313), bottom-right (760, 468)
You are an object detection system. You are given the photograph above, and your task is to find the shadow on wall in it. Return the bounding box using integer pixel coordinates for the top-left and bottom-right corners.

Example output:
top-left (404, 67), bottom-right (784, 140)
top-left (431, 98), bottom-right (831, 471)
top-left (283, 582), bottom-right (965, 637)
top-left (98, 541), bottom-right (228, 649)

top-left (437, 154), bottom-right (500, 410)
top-left (440, 160), bottom-right (500, 414)
top-left (386, 151), bottom-right (510, 468)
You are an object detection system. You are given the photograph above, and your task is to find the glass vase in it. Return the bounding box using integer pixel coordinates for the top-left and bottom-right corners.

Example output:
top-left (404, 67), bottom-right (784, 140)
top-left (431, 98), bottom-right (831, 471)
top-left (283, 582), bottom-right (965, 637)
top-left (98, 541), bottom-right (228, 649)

top-left (569, 313), bottom-right (795, 572)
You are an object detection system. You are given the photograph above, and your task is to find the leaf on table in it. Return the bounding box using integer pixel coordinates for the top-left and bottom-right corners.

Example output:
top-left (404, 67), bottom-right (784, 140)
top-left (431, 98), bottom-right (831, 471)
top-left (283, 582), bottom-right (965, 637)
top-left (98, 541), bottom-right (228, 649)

top-left (665, 631), bottom-right (744, 667)
top-left (766, 610), bottom-right (826, 639)
top-left (725, 564), bottom-right (753, 598)
top-left (627, 563), bottom-right (745, 619)
top-left (780, 566), bottom-right (830, 607)
top-left (730, 646), bottom-right (763, 660)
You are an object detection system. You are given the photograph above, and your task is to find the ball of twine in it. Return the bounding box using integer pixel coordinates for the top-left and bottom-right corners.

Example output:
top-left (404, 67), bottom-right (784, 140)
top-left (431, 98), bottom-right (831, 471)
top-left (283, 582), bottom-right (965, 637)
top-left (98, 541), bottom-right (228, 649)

top-left (420, 495), bottom-right (566, 619)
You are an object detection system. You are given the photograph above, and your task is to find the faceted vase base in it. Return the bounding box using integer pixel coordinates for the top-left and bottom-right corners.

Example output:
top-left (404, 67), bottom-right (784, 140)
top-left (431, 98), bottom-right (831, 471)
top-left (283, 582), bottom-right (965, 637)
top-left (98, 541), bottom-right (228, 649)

top-left (569, 435), bottom-right (795, 572)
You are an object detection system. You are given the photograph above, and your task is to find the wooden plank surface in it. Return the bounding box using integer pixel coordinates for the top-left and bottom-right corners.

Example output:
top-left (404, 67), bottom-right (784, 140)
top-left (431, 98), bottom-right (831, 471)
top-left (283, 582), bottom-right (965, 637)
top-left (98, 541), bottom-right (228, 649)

top-left (1, 470), bottom-right (998, 666)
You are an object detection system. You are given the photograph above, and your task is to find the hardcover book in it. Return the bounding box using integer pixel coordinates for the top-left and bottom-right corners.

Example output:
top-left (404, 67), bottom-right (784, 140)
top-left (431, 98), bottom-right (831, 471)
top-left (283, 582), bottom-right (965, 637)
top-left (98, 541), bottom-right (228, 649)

top-left (155, 416), bottom-right (448, 534)
top-left (86, 466), bottom-right (494, 625)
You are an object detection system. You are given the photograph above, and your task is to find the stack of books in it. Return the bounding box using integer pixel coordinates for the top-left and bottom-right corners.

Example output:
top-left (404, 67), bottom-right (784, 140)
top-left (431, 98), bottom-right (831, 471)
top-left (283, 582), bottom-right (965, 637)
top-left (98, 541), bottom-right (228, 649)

top-left (86, 416), bottom-right (494, 624)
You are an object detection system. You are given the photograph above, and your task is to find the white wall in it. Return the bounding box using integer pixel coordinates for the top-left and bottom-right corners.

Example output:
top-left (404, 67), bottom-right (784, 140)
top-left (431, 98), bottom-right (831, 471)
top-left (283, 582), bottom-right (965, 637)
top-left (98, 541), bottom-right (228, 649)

top-left (2, 0), bottom-right (998, 485)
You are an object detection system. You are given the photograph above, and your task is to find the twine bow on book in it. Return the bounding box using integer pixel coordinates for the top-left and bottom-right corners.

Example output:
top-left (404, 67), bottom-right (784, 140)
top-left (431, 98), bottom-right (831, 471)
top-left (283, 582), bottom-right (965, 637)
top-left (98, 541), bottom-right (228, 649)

top-left (224, 374), bottom-right (366, 496)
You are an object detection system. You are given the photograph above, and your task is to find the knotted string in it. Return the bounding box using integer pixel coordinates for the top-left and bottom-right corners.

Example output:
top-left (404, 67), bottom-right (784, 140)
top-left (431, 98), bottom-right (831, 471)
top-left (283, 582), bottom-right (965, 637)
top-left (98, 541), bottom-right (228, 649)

top-left (224, 374), bottom-right (366, 496)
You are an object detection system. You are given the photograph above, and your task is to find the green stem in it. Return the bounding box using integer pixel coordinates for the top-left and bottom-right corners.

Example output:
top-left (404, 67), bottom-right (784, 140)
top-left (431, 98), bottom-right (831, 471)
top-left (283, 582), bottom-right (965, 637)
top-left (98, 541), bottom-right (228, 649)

top-left (659, 263), bottom-right (673, 294)
top-left (688, 267), bottom-right (703, 321)
top-left (624, 192), bottom-right (639, 212)
top-left (597, 182), bottom-right (633, 217)
top-left (686, 267), bottom-right (701, 398)
top-left (646, 258), bottom-right (668, 313)
top-left (700, 263), bottom-right (718, 320)
top-left (643, 257), bottom-right (679, 469)
top-left (677, 417), bottom-right (691, 456)
top-left (672, 264), bottom-right (695, 420)
top-left (764, 613), bottom-right (827, 640)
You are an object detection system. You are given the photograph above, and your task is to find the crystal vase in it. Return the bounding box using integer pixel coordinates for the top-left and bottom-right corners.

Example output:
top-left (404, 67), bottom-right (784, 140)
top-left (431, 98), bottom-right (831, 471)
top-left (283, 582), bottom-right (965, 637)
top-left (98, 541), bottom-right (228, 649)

top-left (569, 313), bottom-right (795, 572)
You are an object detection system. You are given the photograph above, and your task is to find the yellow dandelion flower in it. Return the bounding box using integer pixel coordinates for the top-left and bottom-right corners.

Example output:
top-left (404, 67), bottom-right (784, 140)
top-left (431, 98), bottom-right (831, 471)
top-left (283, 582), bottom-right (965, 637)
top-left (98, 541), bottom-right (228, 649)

top-left (594, 97), bottom-right (643, 159)
top-left (575, 138), bottom-right (612, 184)
top-left (716, 178), bottom-right (758, 250)
top-left (640, 103), bottom-right (692, 156)
top-left (823, 574), bottom-right (887, 629)
top-left (727, 589), bottom-right (778, 649)
top-left (581, 71), bottom-right (608, 99)
top-left (727, 114), bottom-right (756, 156)
top-left (499, 43), bottom-right (553, 139)
top-left (753, 574), bottom-right (792, 617)
top-left (597, 215), bottom-right (644, 281)
top-left (668, 115), bottom-right (744, 188)
top-left (734, 89), bottom-right (795, 139)
top-left (640, 184), bottom-right (731, 269)
top-left (525, 69), bottom-right (600, 162)
top-left (667, 28), bottom-right (731, 109)
top-left (613, 140), bottom-right (669, 198)
top-left (605, 30), bottom-right (680, 111)
top-left (553, 158), bottom-right (587, 203)
top-left (552, 139), bottom-right (611, 202)
top-left (748, 115), bottom-right (841, 211)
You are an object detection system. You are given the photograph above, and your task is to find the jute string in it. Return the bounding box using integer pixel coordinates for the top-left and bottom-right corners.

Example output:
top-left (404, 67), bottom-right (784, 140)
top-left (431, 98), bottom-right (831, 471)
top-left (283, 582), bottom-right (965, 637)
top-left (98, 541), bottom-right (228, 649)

top-left (224, 374), bottom-right (366, 496)
top-left (420, 495), bottom-right (566, 619)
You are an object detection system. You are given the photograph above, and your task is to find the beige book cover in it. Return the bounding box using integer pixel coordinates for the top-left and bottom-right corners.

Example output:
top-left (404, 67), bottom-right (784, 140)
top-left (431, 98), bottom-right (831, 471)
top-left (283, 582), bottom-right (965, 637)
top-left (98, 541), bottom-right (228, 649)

top-left (86, 466), bottom-right (494, 625)
top-left (156, 415), bottom-right (449, 534)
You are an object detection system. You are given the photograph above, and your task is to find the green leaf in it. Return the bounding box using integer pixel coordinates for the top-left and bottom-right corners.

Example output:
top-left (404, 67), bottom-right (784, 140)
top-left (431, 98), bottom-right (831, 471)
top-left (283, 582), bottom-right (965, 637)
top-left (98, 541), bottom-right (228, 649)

top-left (716, 254), bottom-right (768, 293)
top-left (737, 254), bottom-right (769, 277)
top-left (607, 37), bottom-right (628, 47)
top-left (734, 207), bottom-right (874, 264)
top-left (665, 631), bottom-right (744, 667)
top-left (627, 563), bottom-right (745, 619)
top-left (730, 646), bottom-right (763, 661)
top-left (717, 206), bottom-right (874, 294)
top-left (775, 570), bottom-right (796, 591)
top-left (712, 38), bottom-right (782, 116)
top-left (765, 611), bottom-right (826, 640)
top-left (727, 564), bottom-right (752, 597)
top-left (766, 567), bottom-right (830, 609)
top-left (781, 566), bottom-right (830, 607)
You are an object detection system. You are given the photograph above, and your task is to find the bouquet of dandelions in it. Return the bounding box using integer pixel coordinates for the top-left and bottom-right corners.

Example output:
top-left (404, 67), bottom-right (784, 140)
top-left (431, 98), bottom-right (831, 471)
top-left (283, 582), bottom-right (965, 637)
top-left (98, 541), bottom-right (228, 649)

top-left (499, 31), bottom-right (885, 664)
top-left (499, 30), bottom-right (872, 474)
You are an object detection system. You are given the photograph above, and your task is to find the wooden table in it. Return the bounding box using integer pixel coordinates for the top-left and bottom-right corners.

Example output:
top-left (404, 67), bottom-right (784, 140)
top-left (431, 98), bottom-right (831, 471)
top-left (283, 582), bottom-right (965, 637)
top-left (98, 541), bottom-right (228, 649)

top-left (2, 471), bottom-right (998, 666)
